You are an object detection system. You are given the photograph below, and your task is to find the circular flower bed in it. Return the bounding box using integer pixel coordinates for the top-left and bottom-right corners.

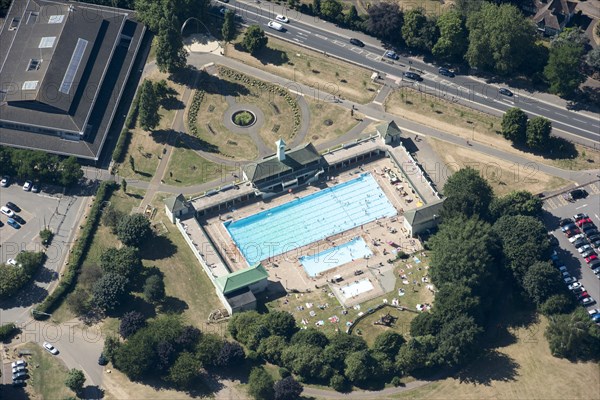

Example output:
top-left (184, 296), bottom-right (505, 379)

top-left (232, 110), bottom-right (256, 127)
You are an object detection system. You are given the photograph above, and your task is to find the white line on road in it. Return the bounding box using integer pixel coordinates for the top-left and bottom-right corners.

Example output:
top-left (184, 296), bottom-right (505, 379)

top-left (290, 25), bottom-right (312, 35)
top-left (333, 40), bottom-right (345, 46)
top-left (293, 38), bottom-right (302, 42)
top-left (297, 32), bottom-right (307, 36)
top-left (573, 118), bottom-right (589, 124)
top-left (538, 107), bottom-right (550, 111)
top-left (576, 204), bottom-right (588, 210)
top-left (351, 48), bottom-right (363, 54)
top-left (315, 34), bottom-right (328, 40)
top-left (595, 214), bottom-right (600, 221)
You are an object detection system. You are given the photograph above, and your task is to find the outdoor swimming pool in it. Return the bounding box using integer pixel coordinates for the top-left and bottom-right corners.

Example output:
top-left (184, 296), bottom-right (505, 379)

top-left (299, 237), bottom-right (372, 277)
top-left (340, 278), bottom-right (374, 299)
top-left (224, 173), bottom-right (396, 265)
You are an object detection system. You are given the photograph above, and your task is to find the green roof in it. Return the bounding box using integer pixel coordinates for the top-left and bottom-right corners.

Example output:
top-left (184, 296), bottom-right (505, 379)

top-left (376, 120), bottom-right (402, 139)
top-left (216, 263), bottom-right (269, 295)
top-left (242, 143), bottom-right (322, 183)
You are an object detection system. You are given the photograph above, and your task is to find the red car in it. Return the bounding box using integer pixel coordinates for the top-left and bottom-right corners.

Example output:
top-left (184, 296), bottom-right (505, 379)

top-left (586, 254), bottom-right (598, 263)
top-left (577, 218), bottom-right (593, 227)
top-left (566, 229), bottom-right (581, 238)
top-left (578, 291), bottom-right (590, 300)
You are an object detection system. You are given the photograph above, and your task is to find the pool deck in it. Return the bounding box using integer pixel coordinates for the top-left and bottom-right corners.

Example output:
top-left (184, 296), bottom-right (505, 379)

top-left (202, 157), bottom-right (423, 295)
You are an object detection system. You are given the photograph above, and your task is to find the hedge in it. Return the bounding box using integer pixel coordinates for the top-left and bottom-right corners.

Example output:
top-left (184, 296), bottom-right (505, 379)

top-left (0, 323), bottom-right (18, 342)
top-left (33, 181), bottom-right (117, 319)
top-left (112, 128), bottom-right (131, 163)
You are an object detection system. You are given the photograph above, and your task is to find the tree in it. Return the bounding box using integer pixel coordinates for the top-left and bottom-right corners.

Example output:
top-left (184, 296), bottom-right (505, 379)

top-left (16, 251), bottom-right (46, 276)
top-left (248, 367), bottom-right (275, 400)
top-left (175, 326), bottom-right (201, 351)
top-left (428, 283), bottom-right (483, 325)
top-left (585, 47), bottom-right (600, 71)
top-left (372, 331), bottom-right (405, 359)
top-left (102, 205), bottom-right (126, 232)
top-left (545, 308), bottom-right (600, 360)
top-left (344, 350), bottom-right (377, 383)
top-left (100, 247), bottom-right (142, 279)
top-left (290, 328), bottom-right (329, 348)
top-left (195, 333), bottom-right (224, 366)
top-left (257, 335), bottom-right (287, 364)
top-left (396, 335), bottom-right (437, 373)
top-left (540, 294), bottom-right (575, 316)
top-left (274, 376), bottom-right (302, 400)
top-left (119, 311), bottom-right (147, 338)
top-left (65, 369), bottom-right (85, 393)
top-left (526, 116), bottom-right (552, 149)
top-left (0, 263), bottom-right (28, 299)
top-left (222, 10), bottom-right (236, 42)
top-left (551, 27), bottom-right (588, 48)
top-left (522, 261), bottom-right (564, 306)
top-left (366, 2), bottom-right (403, 42)
top-left (138, 80), bottom-right (161, 131)
top-left (143, 274), bottom-right (166, 303)
top-left (281, 344), bottom-right (332, 380)
top-left (441, 167), bottom-right (494, 219)
top-left (242, 25), bottom-right (268, 55)
top-left (168, 351), bottom-right (203, 389)
top-left (465, 3), bottom-right (536, 75)
top-left (490, 191), bottom-right (543, 220)
top-left (501, 107), bottom-right (528, 143)
top-left (113, 329), bottom-right (157, 380)
top-left (215, 340), bottom-right (245, 367)
top-left (323, 334), bottom-right (367, 370)
top-left (432, 10), bottom-right (468, 62)
top-left (493, 215), bottom-right (551, 283)
top-left (117, 213), bottom-right (152, 247)
top-left (92, 273), bottom-right (130, 312)
top-left (544, 42), bottom-right (585, 96)
top-left (345, 5), bottom-right (359, 28)
top-left (401, 8), bottom-right (438, 52)
top-left (319, 0), bottom-right (343, 22)
top-left (432, 315), bottom-right (482, 367)
top-left (156, 14), bottom-right (188, 73)
top-left (263, 311), bottom-right (298, 339)
top-left (103, 335), bottom-right (121, 362)
top-left (59, 156), bottom-right (84, 187)
top-left (121, 178), bottom-right (127, 193)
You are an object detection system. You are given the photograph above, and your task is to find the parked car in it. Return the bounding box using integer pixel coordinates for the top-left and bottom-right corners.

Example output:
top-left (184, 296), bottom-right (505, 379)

top-left (12, 371), bottom-right (27, 380)
top-left (560, 218), bottom-right (573, 227)
top-left (558, 265), bottom-right (568, 273)
top-left (578, 244), bottom-right (592, 254)
top-left (5, 202), bottom-right (20, 212)
top-left (12, 214), bottom-right (25, 225)
top-left (573, 239), bottom-right (588, 248)
top-left (438, 67), bottom-right (455, 77)
top-left (275, 14), bottom-right (289, 23)
top-left (588, 308), bottom-right (600, 316)
top-left (583, 227), bottom-right (598, 237)
top-left (564, 277), bottom-right (576, 284)
top-left (11, 360), bottom-right (27, 368)
top-left (384, 50), bottom-right (399, 60)
top-left (0, 176), bottom-right (9, 187)
top-left (7, 258), bottom-right (18, 267)
top-left (22, 180), bottom-right (32, 191)
top-left (1, 206), bottom-right (14, 217)
top-left (576, 217), bottom-right (592, 226)
top-left (582, 297), bottom-right (596, 306)
top-left (499, 88), bottom-right (513, 96)
top-left (403, 71), bottom-right (423, 81)
top-left (577, 291), bottom-right (590, 300)
top-left (573, 213), bottom-right (588, 221)
top-left (349, 38), bottom-right (365, 47)
top-left (565, 228), bottom-right (581, 238)
top-left (43, 342), bottom-right (58, 355)
top-left (592, 314), bottom-right (600, 323)
top-left (31, 183), bottom-right (40, 193)
top-left (562, 223), bottom-right (578, 232)
top-left (569, 233), bottom-right (584, 243)
top-left (12, 379), bottom-right (25, 387)
top-left (589, 260), bottom-right (600, 270)
top-left (12, 365), bottom-right (26, 374)
top-left (586, 254), bottom-right (598, 263)
top-left (592, 239), bottom-right (600, 249)
top-left (568, 282), bottom-right (582, 290)
top-left (572, 286), bottom-right (585, 294)
top-left (6, 218), bottom-right (20, 229)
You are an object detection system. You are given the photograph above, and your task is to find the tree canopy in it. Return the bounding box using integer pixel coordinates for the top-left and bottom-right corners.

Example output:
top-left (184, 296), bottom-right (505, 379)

top-left (401, 8), bottom-right (438, 52)
top-left (526, 116), bottom-right (552, 150)
top-left (501, 107), bottom-right (528, 144)
top-left (441, 167), bottom-right (494, 219)
top-left (366, 2), bottom-right (403, 42)
top-left (100, 247), bottom-right (142, 280)
top-left (522, 261), bottom-right (564, 306)
top-left (490, 190), bottom-right (543, 220)
top-left (273, 376), bottom-right (302, 400)
top-left (432, 10), bottom-right (468, 62)
top-left (544, 41), bottom-right (585, 96)
top-left (247, 367), bottom-right (275, 400)
top-left (65, 369), bottom-right (86, 393)
top-left (545, 308), bottom-right (600, 361)
top-left (117, 213), bottom-right (152, 248)
top-left (92, 273), bottom-right (130, 312)
top-left (138, 79), bottom-right (161, 131)
top-left (242, 25), bottom-right (268, 55)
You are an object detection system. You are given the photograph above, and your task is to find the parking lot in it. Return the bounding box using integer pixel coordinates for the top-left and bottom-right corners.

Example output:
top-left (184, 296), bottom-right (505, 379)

top-left (543, 182), bottom-right (600, 313)
top-left (0, 182), bottom-right (87, 324)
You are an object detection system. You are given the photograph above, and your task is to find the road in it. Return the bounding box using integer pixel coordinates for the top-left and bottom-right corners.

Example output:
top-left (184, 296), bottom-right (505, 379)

top-left (216, 1), bottom-right (600, 148)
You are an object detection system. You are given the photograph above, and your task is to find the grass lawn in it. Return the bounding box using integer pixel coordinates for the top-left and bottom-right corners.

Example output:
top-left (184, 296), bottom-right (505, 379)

top-left (225, 35), bottom-right (381, 104)
top-left (117, 71), bottom-right (187, 180)
top-left (265, 252), bottom-right (434, 345)
top-left (163, 147), bottom-right (232, 186)
top-left (305, 97), bottom-right (364, 146)
top-left (19, 343), bottom-right (74, 399)
top-left (427, 137), bottom-right (571, 196)
top-left (385, 88), bottom-right (600, 171)
top-left (392, 317), bottom-right (600, 400)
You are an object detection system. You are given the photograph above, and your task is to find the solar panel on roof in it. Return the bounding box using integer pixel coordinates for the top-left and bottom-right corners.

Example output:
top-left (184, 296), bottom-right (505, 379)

top-left (22, 81), bottom-right (38, 90)
top-left (38, 37), bottom-right (56, 48)
top-left (48, 15), bottom-right (65, 24)
top-left (59, 38), bottom-right (88, 94)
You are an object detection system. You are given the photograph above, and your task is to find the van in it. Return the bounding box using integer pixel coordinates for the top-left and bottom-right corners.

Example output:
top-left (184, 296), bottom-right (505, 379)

top-left (267, 21), bottom-right (284, 31)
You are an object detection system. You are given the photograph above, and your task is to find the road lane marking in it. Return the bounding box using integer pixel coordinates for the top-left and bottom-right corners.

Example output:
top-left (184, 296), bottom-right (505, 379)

top-left (576, 204), bottom-right (588, 209)
top-left (315, 34), bottom-right (327, 40)
top-left (573, 118), bottom-right (589, 124)
top-left (351, 47), bottom-right (363, 53)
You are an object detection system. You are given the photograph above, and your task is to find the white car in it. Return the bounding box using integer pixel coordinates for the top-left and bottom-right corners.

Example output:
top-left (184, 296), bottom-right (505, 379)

top-left (558, 266), bottom-right (568, 273)
top-left (7, 258), bottom-right (18, 267)
top-left (564, 277), bottom-right (576, 284)
top-left (23, 180), bottom-right (32, 191)
top-left (582, 297), bottom-right (596, 306)
top-left (588, 308), bottom-right (600, 316)
top-left (578, 244), bottom-right (592, 254)
top-left (1, 205), bottom-right (14, 217)
top-left (0, 176), bottom-right (8, 187)
top-left (569, 234), bottom-right (584, 243)
top-left (43, 342), bottom-right (58, 355)
top-left (11, 360), bottom-right (27, 368)
top-left (275, 14), bottom-right (289, 23)
top-left (267, 21), bottom-right (284, 31)
top-left (12, 365), bottom-right (26, 374)
top-left (568, 282), bottom-right (582, 290)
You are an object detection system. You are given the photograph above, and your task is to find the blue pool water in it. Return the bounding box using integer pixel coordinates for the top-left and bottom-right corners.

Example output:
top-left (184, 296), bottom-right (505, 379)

top-left (224, 173), bottom-right (397, 265)
top-left (299, 237), bottom-right (372, 277)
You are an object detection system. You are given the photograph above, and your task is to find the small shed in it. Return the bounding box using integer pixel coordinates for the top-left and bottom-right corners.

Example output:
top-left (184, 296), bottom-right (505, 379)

top-left (403, 198), bottom-right (445, 237)
top-left (215, 263), bottom-right (269, 296)
top-left (164, 194), bottom-right (194, 224)
top-left (376, 121), bottom-right (402, 144)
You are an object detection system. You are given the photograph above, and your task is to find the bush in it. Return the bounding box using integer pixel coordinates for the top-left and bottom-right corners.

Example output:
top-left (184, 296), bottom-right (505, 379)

top-left (0, 323), bottom-right (19, 341)
top-left (34, 182), bottom-right (117, 318)
top-left (112, 129), bottom-right (131, 163)
top-left (233, 111), bottom-right (254, 126)
top-left (329, 373), bottom-right (348, 392)
top-left (278, 367), bottom-right (290, 378)
top-left (391, 376), bottom-right (403, 387)
top-left (40, 228), bottom-right (54, 246)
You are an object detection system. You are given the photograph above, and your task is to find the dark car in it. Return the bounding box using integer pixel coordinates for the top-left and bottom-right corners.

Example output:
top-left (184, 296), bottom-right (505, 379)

top-left (5, 202), bottom-right (21, 212)
top-left (6, 218), bottom-right (20, 229)
top-left (559, 218), bottom-right (573, 227)
top-left (573, 239), bottom-right (588, 248)
top-left (584, 229), bottom-right (599, 237)
top-left (499, 88), bottom-right (513, 96)
top-left (581, 224), bottom-right (596, 233)
top-left (548, 234), bottom-right (559, 247)
top-left (568, 189), bottom-right (588, 201)
top-left (561, 223), bottom-right (578, 232)
top-left (12, 215), bottom-right (25, 225)
top-left (438, 67), bottom-right (455, 77)
top-left (349, 38), bottom-right (365, 47)
top-left (384, 50), bottom-right (399, 60)
top-left (403, 71), bottom-right (423, 81)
